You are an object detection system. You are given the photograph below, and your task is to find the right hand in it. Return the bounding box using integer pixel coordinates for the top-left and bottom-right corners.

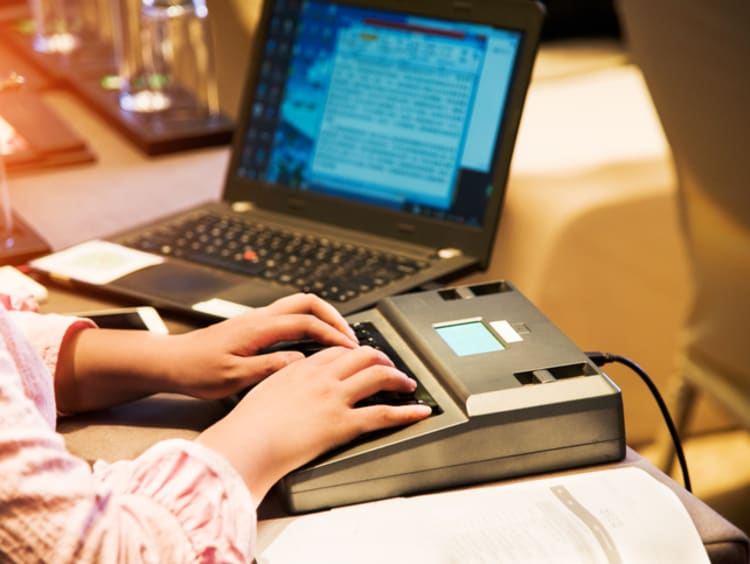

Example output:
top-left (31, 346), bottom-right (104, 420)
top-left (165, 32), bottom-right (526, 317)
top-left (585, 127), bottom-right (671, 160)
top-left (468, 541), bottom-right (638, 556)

top-left (196, 345), bottom-right (432, 504)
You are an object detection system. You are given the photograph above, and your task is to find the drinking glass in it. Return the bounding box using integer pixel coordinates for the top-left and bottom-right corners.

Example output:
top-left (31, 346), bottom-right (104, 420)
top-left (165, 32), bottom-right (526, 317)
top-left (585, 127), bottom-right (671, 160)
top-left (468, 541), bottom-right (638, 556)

top-left (28, 0), bottom-right (82, 53)
top-left (29, 0), bottom-right (113, 54)
top-left (112, 0), bottom-right (219, 118)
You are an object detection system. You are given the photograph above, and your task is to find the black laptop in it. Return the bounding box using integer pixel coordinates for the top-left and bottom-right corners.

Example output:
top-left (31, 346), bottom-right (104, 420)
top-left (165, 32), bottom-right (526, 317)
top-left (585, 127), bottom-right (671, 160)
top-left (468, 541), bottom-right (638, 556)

top-left (32, 0), bottom-right (544, 321)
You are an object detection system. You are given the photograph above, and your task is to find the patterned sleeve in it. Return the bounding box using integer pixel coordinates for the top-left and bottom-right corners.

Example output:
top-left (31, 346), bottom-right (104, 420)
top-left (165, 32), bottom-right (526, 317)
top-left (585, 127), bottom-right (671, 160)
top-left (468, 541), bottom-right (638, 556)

top-left (0, 415), bottom-right (257, 562)
top-left (85, 439), bottom-right (258, 562)
top-left (0, 303), bottom-right (258, 562)
top-left (9, 309), bottom-right (95, 378)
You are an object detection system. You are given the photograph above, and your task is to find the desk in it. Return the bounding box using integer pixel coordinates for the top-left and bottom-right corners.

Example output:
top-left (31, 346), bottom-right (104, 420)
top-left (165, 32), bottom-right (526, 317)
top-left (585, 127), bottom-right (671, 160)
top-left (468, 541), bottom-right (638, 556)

top-left (42, 286), bottom-right (749, 563)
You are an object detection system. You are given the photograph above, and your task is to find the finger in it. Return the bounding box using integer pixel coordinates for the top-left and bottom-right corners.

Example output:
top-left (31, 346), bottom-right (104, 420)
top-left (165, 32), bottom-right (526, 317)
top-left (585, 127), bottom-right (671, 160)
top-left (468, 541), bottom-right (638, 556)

top-left (185, 350), bottom-right (306, 399)
top-left (237, 351), bottom-right (305, 387)
top-left (258, 315), bottom-right (358, 350)
top-left (321, 345), bottom-right (394, 379)
top-left (304, 345), bottom-right (352, 364)
top-left (342, 363), bottom-right (417, 402)
top-left (266, 293), bottom-right (356, 342)
top-left (349, 403), bottom-right (433, 435)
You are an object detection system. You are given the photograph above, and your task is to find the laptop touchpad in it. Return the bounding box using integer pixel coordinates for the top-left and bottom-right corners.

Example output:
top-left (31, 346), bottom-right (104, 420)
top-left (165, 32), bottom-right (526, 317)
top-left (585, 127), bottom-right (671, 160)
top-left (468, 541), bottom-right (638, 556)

top-left (114, 262), bottom-right (234, 301)
top-left (114, 262), bottom-right (292, 307)
top-left (217, 282), bottom-right (291, 307)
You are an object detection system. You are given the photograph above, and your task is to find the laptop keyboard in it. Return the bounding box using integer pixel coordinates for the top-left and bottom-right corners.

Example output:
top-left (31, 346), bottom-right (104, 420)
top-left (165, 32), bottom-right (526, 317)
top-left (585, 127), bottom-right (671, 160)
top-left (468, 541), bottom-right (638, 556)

top-left (122, 211), bottom-right (430, 303)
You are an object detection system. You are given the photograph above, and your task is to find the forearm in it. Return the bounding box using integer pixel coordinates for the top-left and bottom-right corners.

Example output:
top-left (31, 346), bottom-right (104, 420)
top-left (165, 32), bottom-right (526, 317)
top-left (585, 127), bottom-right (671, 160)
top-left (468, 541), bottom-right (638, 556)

top-left (0, 433), bottom-right (255, 562)
top-left (197, 408), bottom-right (283, 505)
top-left (52, 292), bottom-right (363, 414)
top-left (55, 327), bottom-right (180, 413)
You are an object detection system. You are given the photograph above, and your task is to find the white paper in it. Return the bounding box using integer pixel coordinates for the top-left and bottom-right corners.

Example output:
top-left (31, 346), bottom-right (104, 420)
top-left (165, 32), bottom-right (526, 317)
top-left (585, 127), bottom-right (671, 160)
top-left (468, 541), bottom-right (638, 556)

top-left (192, 297), bottom-right (252, 319)
top-left (257, 467), bottom-right (709, 564)
top-left (30, 240), bottom-right (163, 285)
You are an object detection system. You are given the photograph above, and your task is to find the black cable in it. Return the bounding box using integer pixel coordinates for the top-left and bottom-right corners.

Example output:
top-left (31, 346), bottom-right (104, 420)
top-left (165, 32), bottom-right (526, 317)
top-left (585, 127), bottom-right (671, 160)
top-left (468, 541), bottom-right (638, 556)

top-left (585, 351), bottom-right (692, 493)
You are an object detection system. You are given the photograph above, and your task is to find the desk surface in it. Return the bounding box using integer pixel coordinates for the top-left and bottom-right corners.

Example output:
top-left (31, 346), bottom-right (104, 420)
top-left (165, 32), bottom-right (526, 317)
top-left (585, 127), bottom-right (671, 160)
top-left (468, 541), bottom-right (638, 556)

top-left (42, 287), bottom-right (749, 563)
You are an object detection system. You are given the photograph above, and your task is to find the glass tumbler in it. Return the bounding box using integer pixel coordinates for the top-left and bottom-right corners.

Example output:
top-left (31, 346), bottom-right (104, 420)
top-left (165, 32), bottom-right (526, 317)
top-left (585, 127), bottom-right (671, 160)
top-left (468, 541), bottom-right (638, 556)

top-left (28, 0), bottom-right (83, 53)
top-left (112, 0), bottom-right (219, 118)
top-left (29, 0), bottom-right (113, 54)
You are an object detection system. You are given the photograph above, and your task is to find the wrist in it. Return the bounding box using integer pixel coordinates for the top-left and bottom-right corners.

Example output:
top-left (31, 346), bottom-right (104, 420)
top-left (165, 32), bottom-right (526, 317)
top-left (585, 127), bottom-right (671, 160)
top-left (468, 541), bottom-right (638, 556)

top-left (197, 414), bottom-right (283, 505)
top-left (55, 328), bottom-right (178, 413)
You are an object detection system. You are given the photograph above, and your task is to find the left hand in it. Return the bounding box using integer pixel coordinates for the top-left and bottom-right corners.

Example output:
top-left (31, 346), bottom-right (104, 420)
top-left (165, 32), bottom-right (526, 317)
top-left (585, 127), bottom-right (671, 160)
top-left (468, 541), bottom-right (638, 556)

top-left (163, 293), bottom-right (359, 398)
top-left (56, 293), bottom-right (358, 413)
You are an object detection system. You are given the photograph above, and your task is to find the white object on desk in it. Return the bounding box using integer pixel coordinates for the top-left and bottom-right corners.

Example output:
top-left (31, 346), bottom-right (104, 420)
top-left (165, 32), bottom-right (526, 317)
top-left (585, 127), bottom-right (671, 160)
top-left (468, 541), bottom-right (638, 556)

top-left (30, 239), bottom-right (163, 285)
top-left (0, 265), bottom-right (48, 302)
top-left (257, 467), bottom-right (708, 564)
top-left (192, 297), bottom-right (252, 319)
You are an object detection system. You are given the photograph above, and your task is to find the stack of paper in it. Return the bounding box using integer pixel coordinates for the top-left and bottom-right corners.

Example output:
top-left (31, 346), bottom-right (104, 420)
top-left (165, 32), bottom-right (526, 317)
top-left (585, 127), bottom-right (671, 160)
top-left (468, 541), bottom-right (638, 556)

top-left (257, 467), bottom-right (709, 564)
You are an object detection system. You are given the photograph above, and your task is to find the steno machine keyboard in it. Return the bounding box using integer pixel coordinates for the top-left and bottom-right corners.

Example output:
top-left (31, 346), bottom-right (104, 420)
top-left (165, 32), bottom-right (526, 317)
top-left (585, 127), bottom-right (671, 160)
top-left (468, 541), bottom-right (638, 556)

top-left (280, 280), bottom-right (626, 513)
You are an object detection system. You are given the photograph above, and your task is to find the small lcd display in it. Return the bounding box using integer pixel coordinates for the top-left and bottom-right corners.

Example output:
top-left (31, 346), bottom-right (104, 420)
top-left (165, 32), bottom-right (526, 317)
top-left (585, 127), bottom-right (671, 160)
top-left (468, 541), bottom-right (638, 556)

top-left (435, 320), bottom-right (505, 356)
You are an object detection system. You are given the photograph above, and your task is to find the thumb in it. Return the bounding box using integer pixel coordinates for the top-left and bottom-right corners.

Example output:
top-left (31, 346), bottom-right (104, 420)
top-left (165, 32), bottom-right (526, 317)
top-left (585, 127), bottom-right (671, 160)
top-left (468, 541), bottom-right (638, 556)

top-left (241, 350), bottom-right (305, 385)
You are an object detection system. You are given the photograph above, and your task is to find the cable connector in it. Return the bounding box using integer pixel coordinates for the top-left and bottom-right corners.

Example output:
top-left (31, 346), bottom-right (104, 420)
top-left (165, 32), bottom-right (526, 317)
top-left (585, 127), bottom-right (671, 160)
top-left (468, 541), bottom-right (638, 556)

top-left (584, 351), bottom-right (615, 367)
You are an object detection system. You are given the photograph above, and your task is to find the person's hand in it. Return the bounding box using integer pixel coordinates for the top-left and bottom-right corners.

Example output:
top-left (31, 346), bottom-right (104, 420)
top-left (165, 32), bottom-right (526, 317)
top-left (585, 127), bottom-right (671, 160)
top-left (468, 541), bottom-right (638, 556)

top-left (163, 293), bottom-right (358, 399)
top-left (55, 293), bottom-right (358, 413)
top-left (196, 345), bottom-right (432, 503)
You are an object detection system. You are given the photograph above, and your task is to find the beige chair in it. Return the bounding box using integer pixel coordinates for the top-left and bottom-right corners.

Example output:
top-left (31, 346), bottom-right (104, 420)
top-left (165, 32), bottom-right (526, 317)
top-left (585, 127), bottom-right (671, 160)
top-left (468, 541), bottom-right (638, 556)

top-left (615, 0), bottom-right (750, 471)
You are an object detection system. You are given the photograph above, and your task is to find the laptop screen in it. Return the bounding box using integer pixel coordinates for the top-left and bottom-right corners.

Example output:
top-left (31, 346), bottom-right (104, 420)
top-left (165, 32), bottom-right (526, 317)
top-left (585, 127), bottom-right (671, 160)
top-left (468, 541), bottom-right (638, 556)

top-left (235, 0), bottom-right (523, 229)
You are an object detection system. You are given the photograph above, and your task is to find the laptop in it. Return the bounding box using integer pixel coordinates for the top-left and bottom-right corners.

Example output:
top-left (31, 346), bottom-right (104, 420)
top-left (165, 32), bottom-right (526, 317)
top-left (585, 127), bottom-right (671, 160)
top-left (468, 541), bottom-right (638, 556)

top-left (32, 0), bottom-right (545, 321)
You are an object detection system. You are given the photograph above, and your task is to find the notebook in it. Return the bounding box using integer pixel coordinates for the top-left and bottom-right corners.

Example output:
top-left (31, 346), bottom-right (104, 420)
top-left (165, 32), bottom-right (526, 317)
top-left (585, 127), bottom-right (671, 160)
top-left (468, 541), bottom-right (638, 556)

top-left (31, 0), bottom-right (545, 321)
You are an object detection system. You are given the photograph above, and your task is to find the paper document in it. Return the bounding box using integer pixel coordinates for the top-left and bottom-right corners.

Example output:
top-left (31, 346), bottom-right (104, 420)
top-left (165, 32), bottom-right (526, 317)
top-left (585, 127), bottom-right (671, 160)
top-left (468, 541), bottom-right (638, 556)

top-left (257, 467), bottom-right (709, 564)
top-left (30, 240), bottom-right (163, 285)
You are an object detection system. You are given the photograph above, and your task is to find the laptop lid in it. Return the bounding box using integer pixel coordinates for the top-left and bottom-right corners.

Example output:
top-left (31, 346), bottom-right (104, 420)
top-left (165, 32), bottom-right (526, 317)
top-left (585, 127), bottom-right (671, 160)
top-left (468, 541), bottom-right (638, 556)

top-left (30, 0), bottom-right (544, 321)
top-left (223, 0), bottom-right (544, 269)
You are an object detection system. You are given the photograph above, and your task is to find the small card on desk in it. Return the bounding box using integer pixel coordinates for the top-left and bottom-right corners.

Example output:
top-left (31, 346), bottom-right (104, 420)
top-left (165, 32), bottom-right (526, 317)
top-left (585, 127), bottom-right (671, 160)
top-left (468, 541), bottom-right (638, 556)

top-left (29, 239), bottom-right (164, 286)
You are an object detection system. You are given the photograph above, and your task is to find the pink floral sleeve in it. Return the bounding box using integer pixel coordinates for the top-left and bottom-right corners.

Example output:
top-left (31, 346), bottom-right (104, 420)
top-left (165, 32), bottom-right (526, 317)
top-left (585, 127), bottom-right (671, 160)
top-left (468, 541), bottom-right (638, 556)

top-left (0, 302), bottom-right (257, 562)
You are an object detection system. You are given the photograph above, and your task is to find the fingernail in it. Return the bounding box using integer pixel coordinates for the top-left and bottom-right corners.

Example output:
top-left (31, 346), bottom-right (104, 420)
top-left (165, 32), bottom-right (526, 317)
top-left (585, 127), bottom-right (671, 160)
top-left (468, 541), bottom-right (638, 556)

top-left (415, 404), bottom-right (432, 415)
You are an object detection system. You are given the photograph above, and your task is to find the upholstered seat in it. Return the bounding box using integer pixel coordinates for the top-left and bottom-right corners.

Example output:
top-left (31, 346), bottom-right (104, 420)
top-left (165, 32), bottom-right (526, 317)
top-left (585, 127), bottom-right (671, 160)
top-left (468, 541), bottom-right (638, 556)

top-left (616, 0), bottom-right (750, 469)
